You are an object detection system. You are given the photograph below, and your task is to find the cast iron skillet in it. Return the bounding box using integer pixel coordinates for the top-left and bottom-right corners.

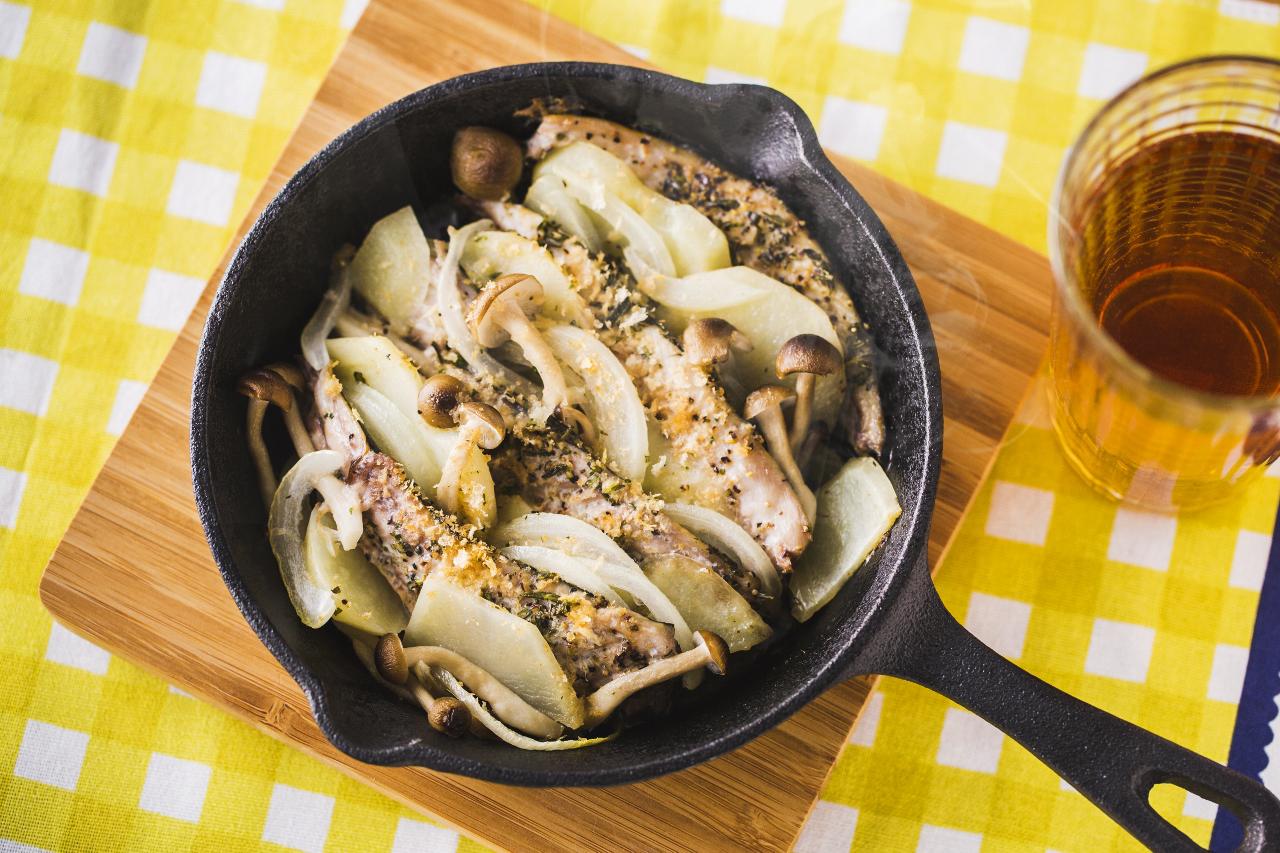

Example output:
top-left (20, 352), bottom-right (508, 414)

top-left (191, 63), bottom-right (1280, 851)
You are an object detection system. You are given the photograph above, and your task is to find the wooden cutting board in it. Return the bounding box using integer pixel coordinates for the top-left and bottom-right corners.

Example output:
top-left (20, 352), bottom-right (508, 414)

top-left (38, 0), bottom-right (1053, 849)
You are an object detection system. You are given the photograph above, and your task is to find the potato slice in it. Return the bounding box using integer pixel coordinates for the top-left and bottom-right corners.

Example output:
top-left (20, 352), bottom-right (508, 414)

top-left (790, 457), bottom-right (901, 622)
top-left (645, 556), bottom-right (771, 653)
top-left (305, 508), bottom-right (407, 636)
top-left (405, 575), bottom-right (585, 728)
top-left (461, 230), bottom-right (588, 325)
top-left (347, 206), bottom-right (432, 332)
top-left (534, 141), bottom-right (729, 275)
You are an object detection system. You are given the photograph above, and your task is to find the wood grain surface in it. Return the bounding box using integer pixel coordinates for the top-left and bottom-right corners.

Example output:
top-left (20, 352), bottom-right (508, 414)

top-left (39, 0), bottom-right (1053, 850)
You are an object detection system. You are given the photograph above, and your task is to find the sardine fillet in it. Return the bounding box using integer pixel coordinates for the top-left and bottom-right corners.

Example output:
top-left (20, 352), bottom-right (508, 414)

top-left (527, 114), bottom-right (885, 456)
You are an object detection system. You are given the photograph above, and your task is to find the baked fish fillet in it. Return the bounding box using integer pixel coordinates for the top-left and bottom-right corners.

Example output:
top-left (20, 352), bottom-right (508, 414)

top-left (475, 203), bottom-right (811, 573)
top-left (527, 114), bottom-right (885, 456)
top-left (308, 367), bottom-right (677, 694)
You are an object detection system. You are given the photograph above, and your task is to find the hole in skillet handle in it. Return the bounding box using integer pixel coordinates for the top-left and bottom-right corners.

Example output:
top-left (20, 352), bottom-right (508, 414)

top-left (1149, 780), bottom-right (1245, 849)
top-left (848, 562), bottom-right (1280, 852)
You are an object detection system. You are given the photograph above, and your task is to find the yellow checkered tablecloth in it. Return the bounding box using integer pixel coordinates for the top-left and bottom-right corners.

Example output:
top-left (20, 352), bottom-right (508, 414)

top-left (1, 0), bottom-right (1278, 850)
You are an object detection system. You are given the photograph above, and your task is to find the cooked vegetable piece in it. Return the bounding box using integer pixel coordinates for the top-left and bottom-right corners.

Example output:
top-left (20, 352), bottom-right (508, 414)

top-left (347, 207), bottom-right (432, 332)
top-left (544, 324), bottom-right (648, 481)
top-left (790, 457), bottom-right (901, 622)
top-left (405, 574), bottom-right (586, 728)
top-left (661, 502), bottom-right (781, 599)
top-left (524, 174), bottom-right (602, 252)
top-left (461, 230), bottom-right (588, 325)
top-left (499, 545), bottom-right (625, 606)
top-left (491, 513), bottom-right (697, 679)
top-left (340, 381), bottom-right (443, 493)
top-left (438, 219), bottom-right (523, 381)
top-left (641, 265), bottom-right (845, 422)
top-left (301, 263), bottom-right (352, 371)
top-left (328, 340), bottom-right (496, 525)
top-left (569, 182), bottom-right (675, 278)
top-left (492, 511), bottom-right (635, 571)
top-left (327, 336), bottom-right (424, 418)
top-left (644, 556), bottom-right (770, 653)
top-left (436, 670), bottom-right (616, 749)
top-left (269, 449), bottom-right (357, 628)
top-left (305, 508), bottom-right (407, 635)
top-left (534, 141), bottom-right (729, 275)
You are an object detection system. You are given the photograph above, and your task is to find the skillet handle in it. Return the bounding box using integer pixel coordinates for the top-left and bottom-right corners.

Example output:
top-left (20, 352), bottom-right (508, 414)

top-left (850, 563), bottom-right (1280, 852)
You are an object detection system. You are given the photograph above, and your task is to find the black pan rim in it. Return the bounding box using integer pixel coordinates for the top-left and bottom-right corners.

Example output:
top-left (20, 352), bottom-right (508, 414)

top-left (191, 61), bottom-right (942, 786)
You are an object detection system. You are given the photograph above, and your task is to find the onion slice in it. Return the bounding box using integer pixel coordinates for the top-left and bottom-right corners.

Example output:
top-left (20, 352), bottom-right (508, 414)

top-left (564, 181), bottom-right (675, 278)
top-left (269, 449), bottom-right (359, 627)
top-left (341, 382), bottom-right (443, 491)
top-left (662, 502), bottom-right (781, 599)
top-left (492, 512), bottom-right (634, 574)
top-left (435, 670), bottom-right (616, 750)
top-left (435, 219), bottom-right (517, 380)
top-left (543, 324), bottom-right (648, 481)
top-left (525, 174), bottom-right (602, 252)
top-left (500, 545), bottom-right (625, 606)
top-left (301, 264), bottom-right (352, 371)
top-left (491, 513), bottom-right (695, 663)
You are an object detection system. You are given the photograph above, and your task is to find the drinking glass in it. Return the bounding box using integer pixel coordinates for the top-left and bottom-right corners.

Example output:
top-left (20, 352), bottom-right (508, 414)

top-left (1048, 55), bottom-right (1280, 511)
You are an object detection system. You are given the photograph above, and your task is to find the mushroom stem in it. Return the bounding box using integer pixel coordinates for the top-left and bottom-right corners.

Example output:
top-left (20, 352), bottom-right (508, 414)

top-left (582, 631), bottom-right (728, 729)
top-left (406, 665), bottom-right (471, 738)
top-left (244, 398), bottom-right (274, 505)
top-left (374, 634), bottom-right (561, 739)
top-left (468, 274), bottom-right (575, 423)
top-left (264, 362), bottom-right (314, 457)
top-left (775, 334), bottom-right (842, 452)
top-left (436, 423), bottom-right (479, 519)
top-left (238, 364), bottom-right (317, 504)
top-left (501, 306), bottom-right (571, 416)
top-left (789, 373), bottom-right (817, 450)
top-left (428, 399), bottom-right (505, 524)
top-left (746, 386), bottom-right (817, 524)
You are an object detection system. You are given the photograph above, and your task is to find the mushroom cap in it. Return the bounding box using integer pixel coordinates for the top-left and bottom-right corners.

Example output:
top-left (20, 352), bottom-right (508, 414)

top-left (743, 384), bottom-right (796, 419)
top-left (374, 633), bottom-right (409, 685)
top-left (457, 401), bottom-right (506, 449)
top-left (468, 274), bottom-right (545, 347)
top-left (428, 696), bottom-right (471, 738)
top-left (694, 630), bottom-right (729, 676)
top-left (451, 127), bottom-right (523, 201)
top-left (682, 318), bottom-right (752, 366)
top-left (419, 374), bottom-right (466, 429)
top-left (237, 368), bottom-right (294, 411)
top-left (776, 334), bottom-right (842, 379)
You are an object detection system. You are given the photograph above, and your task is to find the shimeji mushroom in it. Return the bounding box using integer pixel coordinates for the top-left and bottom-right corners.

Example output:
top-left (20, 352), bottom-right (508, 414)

top-left (745, 385), bottom-right (817, 523)
top-left (372, 634), bottom-right (470, 737)
top-left (775, 334), bottom-right (842, 451)
top-left (451, 127), bottom-right (524, 201)
top-left (419, 380), bottom-right (506, 520)
top-left (582, 631), bottom-right (728, 728)
top-left (238, 363), bottom-right (314, 504)
top-left (683, 318), bottom-right (752, 367)
top-left (683, 318), bottom-right (752, 398)
top-left (418, 374), bottom-right (467, 430)
top-left (374, 633), bottom-right (562, 739)
top-left (468, 274), bottom-right (576, 423)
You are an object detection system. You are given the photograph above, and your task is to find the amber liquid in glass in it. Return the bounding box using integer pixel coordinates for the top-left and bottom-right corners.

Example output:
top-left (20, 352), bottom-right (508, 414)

top-left (1081, 131), bottom-right (1280, 399)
